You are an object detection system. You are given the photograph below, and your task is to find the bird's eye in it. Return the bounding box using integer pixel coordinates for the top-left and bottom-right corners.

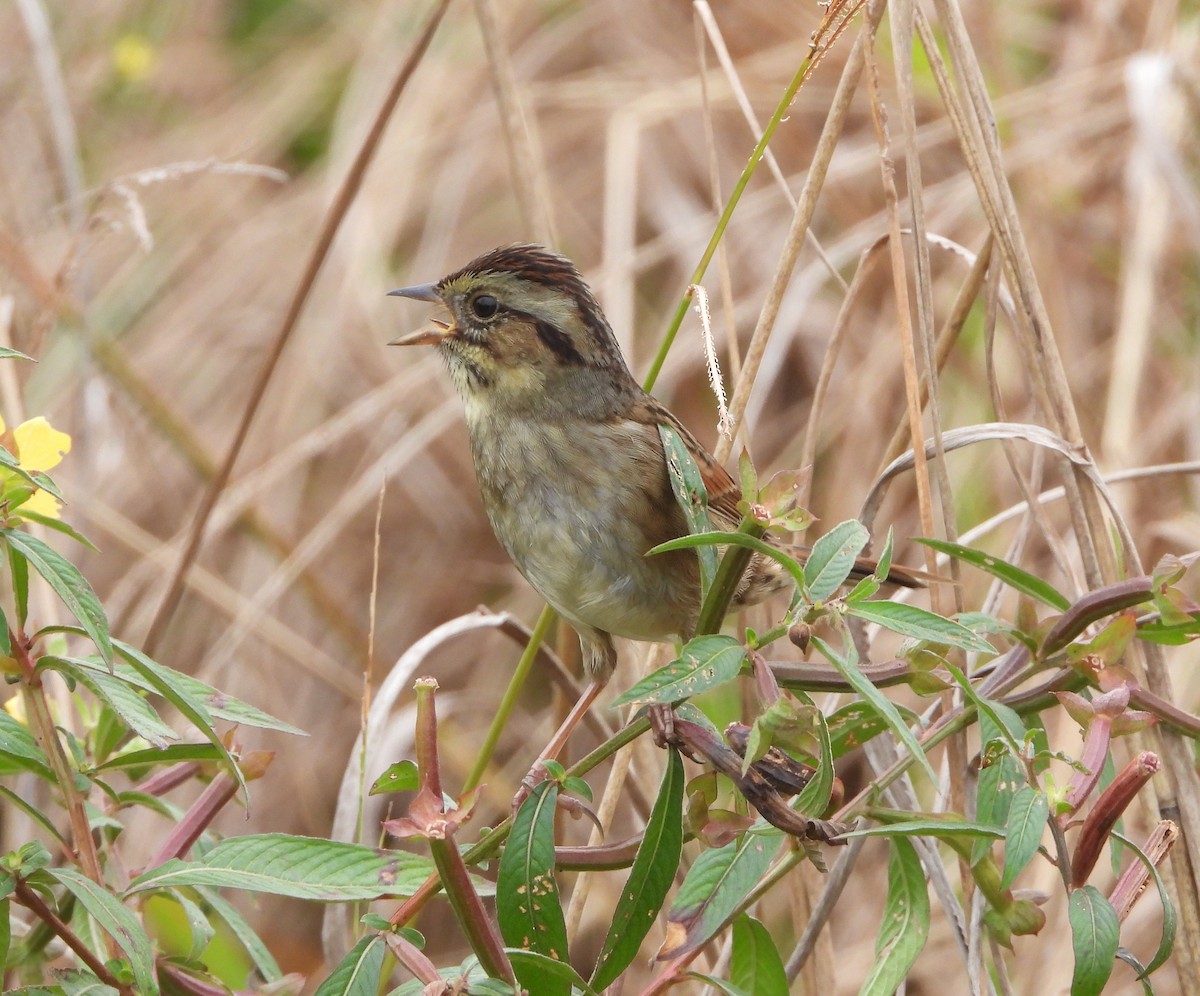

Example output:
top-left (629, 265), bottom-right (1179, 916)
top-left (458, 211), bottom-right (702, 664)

top-left (471, 294), bottom-right (499, 320)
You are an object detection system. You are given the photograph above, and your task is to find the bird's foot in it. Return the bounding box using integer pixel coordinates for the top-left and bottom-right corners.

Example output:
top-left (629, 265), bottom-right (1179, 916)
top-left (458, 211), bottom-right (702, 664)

top-left (649, 703), bottom-right (680, 749)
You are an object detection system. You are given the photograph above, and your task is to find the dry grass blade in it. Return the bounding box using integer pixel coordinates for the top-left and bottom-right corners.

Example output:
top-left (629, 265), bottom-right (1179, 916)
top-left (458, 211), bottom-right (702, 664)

top-left (142, 0), bottom-right (454, 655)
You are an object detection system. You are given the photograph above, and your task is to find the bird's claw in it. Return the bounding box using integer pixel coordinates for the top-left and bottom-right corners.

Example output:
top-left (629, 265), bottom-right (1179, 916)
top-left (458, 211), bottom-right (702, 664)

top-left (649, 703), bottom-right (680, 749)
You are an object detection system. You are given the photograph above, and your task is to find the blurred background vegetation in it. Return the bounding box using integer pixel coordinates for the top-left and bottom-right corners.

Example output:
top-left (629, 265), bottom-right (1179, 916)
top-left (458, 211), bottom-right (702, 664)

top-left (2, 0), bottom-right (1197, 990)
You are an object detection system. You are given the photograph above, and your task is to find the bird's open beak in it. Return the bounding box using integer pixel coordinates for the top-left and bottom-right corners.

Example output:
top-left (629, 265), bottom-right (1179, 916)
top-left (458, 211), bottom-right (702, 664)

top-left (387, 283), bottom-right (454, 346)
top-left (388, 318), bottom-right (453, 347)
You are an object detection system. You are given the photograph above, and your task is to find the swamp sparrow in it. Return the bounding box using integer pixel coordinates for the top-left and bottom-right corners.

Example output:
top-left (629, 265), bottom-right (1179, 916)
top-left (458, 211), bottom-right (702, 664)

top-left (389, 245), bottom-right (918, 761)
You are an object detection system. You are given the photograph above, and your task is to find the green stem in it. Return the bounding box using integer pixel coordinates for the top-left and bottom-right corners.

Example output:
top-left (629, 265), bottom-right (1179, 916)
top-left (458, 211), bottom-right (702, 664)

top-left (463, 605), bottom-right (557, 793)
top-left (694, 515), bottom-right (769, 636)
top-left (641, 54), bottom-right (815, 393)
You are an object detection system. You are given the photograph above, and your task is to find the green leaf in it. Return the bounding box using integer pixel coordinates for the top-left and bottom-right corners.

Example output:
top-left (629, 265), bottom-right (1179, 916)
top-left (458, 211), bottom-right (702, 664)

top-left (591, 749), bottom-right (684, 990)
top-left (972, 706), bottom-right (1027, 865)
top-left (846, 600), bottom-right (996, 655)
top-left (0, 345), bottom-right (34, 362)
top-left (91, 743), bottom-right (224, 774)
top-left (498, 781), bottom-right (568, 995)
top-left (1069, 885), bottom-right (1119, 996)
top-left (102, 640), bottom-right (302, 736)
top-left (0, 710), bottom-right (53, 780)
top-left (314, 934), bottom-right (387, 996)
top-left (661, 423), bottom-right (719, 600)
top-left (1002, 785), bottom-right (1048, 888)
top-left (41, 656), bottom-right (179, 749)
top-left (804, 520), bottom-right (869, 602)
top-left (107, 640), bottom-right (246, 799)
top-left (686, 975), bottom-right (752, 996)
top-left (662, 829), bottom-right (779, 960)
top-left (840, 820), bottom-right (1005, 842)
top-left (16, 509), bottom-right (99, 552)
top-left (195, 884), bottom-right (282, 981)
top-left (826, 701), bottom-right (921, 760)
top-left (858, 836), bottom-right (929, 996)
top-left (811, 636), bottom-right (937, 784)
top-left (611, 635), bottom-right (745, 708)
top-left (648, 531), bottom-right (806, 590)
top-left (730, 914), bottom-right (788, 996)
top-left (0, 897), bottom-right (9, 977)
top-left (0, 606), bottom-right (9, 656)
top-left (8, 543), bottom-right (28, 627)
top-left (49, 866), bottom-right (159, 995)
top-left (507, 951), bottom-right (598, 995)
top-left (0, 784), bottom-right (67, 846)
top-left (1111, 830), bottom-right (1176, 978)
top-left (370, 760), bottom-right (420, 795)
top-left (128, 834), bottom-right (437, 901)
top-left (165, 890), bottom-right (216, 963)
top-left (795, 703), bottom-right (834, 819)
top-left (916, 538), bottom-right (1071, 610)
top-left (2, 531), bottom-right (112, 666)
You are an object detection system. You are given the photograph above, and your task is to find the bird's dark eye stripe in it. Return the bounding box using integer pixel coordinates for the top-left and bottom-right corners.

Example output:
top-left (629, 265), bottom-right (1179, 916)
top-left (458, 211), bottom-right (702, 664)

top-left (525, 315), bottom-right (586, 366)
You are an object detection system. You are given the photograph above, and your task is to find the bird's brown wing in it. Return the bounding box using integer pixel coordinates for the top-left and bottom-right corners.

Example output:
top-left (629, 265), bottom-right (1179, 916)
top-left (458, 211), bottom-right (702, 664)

top-left (627, 396), bottom-right (744, 528)
top-left (628, 396), bottom-right (931, 589)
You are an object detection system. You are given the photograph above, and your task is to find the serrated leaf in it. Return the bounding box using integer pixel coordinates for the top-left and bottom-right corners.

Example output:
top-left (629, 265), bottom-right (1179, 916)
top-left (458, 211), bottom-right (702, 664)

top-left (2, 531), bottom-right (111, 666)
top-left (591, 749), bottom-right (684, 990)
top-left (104, 640), bottom-right (302, 736)
top-left (811, 636), bottom-right (937, 784)
top-left (1069, 885), bottom-right (1119, 996)
top-left (42, 656), bottom-right (178, 749)
top-left (730, 914), bottom-right (787, 996)
top-left (661, 829), bottom-right (779, 960)
top-left (314, 934), bottom-right (387, 996)
top-left (50, 866), bottom-right (158, 995)
top-left (804, 520), bottom-right (869, 602)
top-left (611, 635), bottom-right (745, 707)
top-left (858, 836), bottom-right (929, 996)
top-left (916, 538), bottom-right (1071, 610)
top-left (847, 601), bottom-right (996, 654)
top-left (661, 424), bottom-right (719, 599)
top-left (498, 781), bottom-right (568, 995)
top-left (128, 834), bottom-right (437, 901)
top-left (104, 640), bottom-right (247, 799)
top-left (1002, 785), bottom-right (1049, 888)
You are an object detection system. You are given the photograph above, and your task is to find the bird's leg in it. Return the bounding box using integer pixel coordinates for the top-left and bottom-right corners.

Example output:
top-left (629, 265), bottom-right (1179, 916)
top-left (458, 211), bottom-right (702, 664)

top-left (515, 678), bottom-right (605, 810)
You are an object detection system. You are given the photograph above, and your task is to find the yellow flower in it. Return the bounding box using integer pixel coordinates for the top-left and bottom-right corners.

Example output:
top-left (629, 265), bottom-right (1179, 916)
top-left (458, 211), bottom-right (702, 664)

top-left (0, 415), bottom-right (71, 518)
